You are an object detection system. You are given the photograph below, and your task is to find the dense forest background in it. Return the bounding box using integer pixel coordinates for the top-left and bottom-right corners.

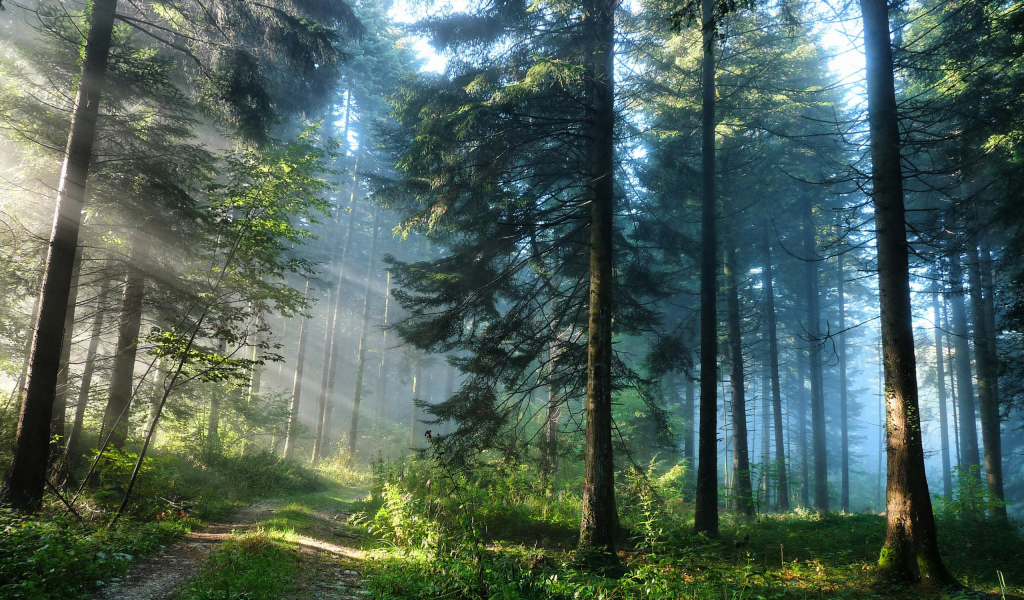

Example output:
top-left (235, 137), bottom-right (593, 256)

top-left (1, 0), bottom-right (1023, 596)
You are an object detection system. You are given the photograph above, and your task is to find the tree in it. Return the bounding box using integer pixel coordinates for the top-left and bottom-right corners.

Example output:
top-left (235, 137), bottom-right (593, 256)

top-left (860, 0), bottom-right (953, 582)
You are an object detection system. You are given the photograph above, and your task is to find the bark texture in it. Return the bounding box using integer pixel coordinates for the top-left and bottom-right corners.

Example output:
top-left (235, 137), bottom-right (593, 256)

top-left (861, 0), bottom-right (952, 581)
top-left (967, 246), bottom-right (1005, 517)
top-left (948, 252), bottom-right (980, 472)
top-left (693, 0), bottom-right (719, 537)
top-left (762, 229), bottom-right (788, 510)
top-left (578, 0), bottom-right (618, 558)
top-left (933, 292), bottom-right (953, 499)
top-left (724, 236), bottom-right (753, 516)
top-left (1, 0), bottom-right (119, 512)
top-left (100, 250), bottom-right (146, 452)
top-left (838, 253), bottom-right (849, 512)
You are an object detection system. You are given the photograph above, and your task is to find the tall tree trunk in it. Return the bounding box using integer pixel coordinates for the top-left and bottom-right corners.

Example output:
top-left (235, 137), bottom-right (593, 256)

top-left (578, 0), bottom-right (617, 559)
top-left (540, 333), bottom-right (561, 483)
top-left (375, 271), bottom-right (391, 421)
top-left (244, 341), bottom-right (263, 454)
top-left (100, 247), bottom-right (146, 452)
top-left (683, 373), bottom-right (695, 490)
top-left (967, 246), bottom-right (1005, 518)
top-left (311, 286), bottom-right (336, 462)
top-left (724, 236), bottom-right (753, 516)
top-left (760, 350), bottom-right (770, 501)
top-left (944, 305), bottom-right (961, 468)
top-left (314, 158), bottom-right (360, 461)
top-left (932, 292), bottom-right (953, 499)
top-left (948, 252), bottom-right (980, 471)
top-left (51, 246), bottom-right (84, 471)
top-left (65, 270), bottom-right (110, 468)
top-left (693, 0), bottom-right (719, 537)
top-left (409, 357), bottom-right (422, 447)
top-left (797, 342), bottom-right (810, 507)
top-left (762, 229), bottom-right (788, 510)
top-left (283, 281), bottom-right (310, 460)
top-left (802, 203), bottom-right (828, 512)
top-left (979, 241), bottom-right (1000, 410)
top-left (347, 207), bottom-right (380, 460)
top-left (838, 252), bottom-right (849, 512)
top-left (206, 338), bottom-right (226, 457)
top-left (1, 0), bottom-right (119, 512)
top-left (861, 0), bottom-right (952, 581)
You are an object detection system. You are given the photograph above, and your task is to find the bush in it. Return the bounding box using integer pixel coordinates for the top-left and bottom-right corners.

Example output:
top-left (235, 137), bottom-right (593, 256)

top-left (0, 510), bottom-right (190, 600)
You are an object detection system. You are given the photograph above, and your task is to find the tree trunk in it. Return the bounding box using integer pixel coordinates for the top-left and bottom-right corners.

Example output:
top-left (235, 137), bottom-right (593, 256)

top-left (375, 271), bottom-right (391, 421)
top-left (724, 236), bottom-right (753, 516)
top-left (283, 281), bottom-right (310, 460)
top-left (100, 248), bottom-right (146, 452)
top-left (206, 338), bottom-right (227, 457)
top-left (578, 0), bottom-right (617, 559)
top-left (244, 342), bottom-right (263, 454)
top-left (1, 0), bottom-right (119, 512)
top-left (932, 292), bottom-right (953, 499)
top-left (948, 252), bottom-right (980, 471)
top-left (797, 342), bottom-right (810, 507)
top-left (762, 229), bottom-right (788, 510)
top-left (65, 270), bottom-right (111, 468)
top-left (967, 245), bottom-right (1005, 518)
top-left (802, 202), bottom-right (828, 512)
top-left (945, 305), bottom-right (961, 468)
top-left (314, 158), bottom-right (361, 462)
top-left (693, 0), bottom-right (719, 537)
top-left (683, 373), bottom-right (695, 489)
top-left (540, 334), bottom-right (561, 483)
top-left (311, 286), bottom-right (336, 462)
top-left (409, 358), bottom-right (422, 447)
top-left (838, 252), bottom-right (849, 512)
top-left (51, 246), bottom-right (84, 471)
top-left (347, 207), bottom-right (380, 461)
top-left (979, 241), bottom-right (1000, 411)
top-left (861, 0), bottom-right (952, 581)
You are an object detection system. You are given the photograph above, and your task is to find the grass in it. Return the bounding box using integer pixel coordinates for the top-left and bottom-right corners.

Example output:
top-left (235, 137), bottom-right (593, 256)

top-left (0, 450), bottom-right (329, 600)
top-left (354, 460), bottom-right (1024, 600)
top-left (174, 488), bottom-right (371, 600)
top-left (0, 509), bottom-right (191, 600)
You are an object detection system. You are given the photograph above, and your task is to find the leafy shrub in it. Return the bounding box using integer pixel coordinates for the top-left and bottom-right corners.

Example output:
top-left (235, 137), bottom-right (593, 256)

top-left (0, 510), bottom-right (189, 600)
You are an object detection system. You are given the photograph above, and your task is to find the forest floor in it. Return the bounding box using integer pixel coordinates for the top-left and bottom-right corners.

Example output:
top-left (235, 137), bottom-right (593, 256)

top-left (94, 487), bottom-right (372, 600)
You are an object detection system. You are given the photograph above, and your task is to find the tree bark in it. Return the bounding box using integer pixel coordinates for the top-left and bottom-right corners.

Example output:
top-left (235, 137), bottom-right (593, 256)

top-left (797, 341), bottom-right (810, 507)
top-left (347, 207), bottom-right (380, 460)
top-left (838, 252), bottom-right (849, 512)
top-left (967, 245), bottom-right (1005, 518)
top-left (314, 157), bottom-right (360, 462)
top-left (724, 236), bottom-right (753, 516)
top-left (693, 0), bottom-right (719, 537)
top-left (51, 246), bottom-right (84, 470)
top-left (932, 292), bottom-right (953, 499)
top-left (762, 229), bottom-right (788, 510)
top-left (540, 334), bottom-right (561, 483)
top-left (99, 246), bottom-right (146, 452)
top-left (948, 252), bottom-right (980, 472)
top-left (375, 271), bottom-right (391, 421)
top-left (1, 0), bottom-right (119, 512)
top-left (65, 270), bottom-right (110, 468)
top-left (578, 0), bottom-right (618, 559)
top-left (861, 0), bottom-right (952, 581)
top-left (283, 281), bottom-right (310, 460)
top-left (409, 357), bottom-right (422, 448)
top-left (802, 202), bottom-right (828, 512)
top-left (683, 372), bottom-right (695, 490)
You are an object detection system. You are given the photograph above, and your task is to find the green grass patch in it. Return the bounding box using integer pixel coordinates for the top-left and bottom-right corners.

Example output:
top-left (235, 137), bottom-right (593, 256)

top-left (175, 528), bottom-right (299, 600)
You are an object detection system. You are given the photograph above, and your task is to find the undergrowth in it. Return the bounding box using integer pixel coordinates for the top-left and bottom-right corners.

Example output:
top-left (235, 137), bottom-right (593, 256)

top-left (355, 457), bottom-right (1024, 600)
top-left (0, 449), bottom-right (324, 600)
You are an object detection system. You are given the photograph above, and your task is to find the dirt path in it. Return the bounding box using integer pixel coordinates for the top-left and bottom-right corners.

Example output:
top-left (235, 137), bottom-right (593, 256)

top-left (94, 496), bottom-right (369, 600)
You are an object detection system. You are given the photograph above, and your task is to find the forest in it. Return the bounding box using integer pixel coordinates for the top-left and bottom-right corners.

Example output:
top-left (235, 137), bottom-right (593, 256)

top-left (0, 0), bottom-right (1023, 597)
